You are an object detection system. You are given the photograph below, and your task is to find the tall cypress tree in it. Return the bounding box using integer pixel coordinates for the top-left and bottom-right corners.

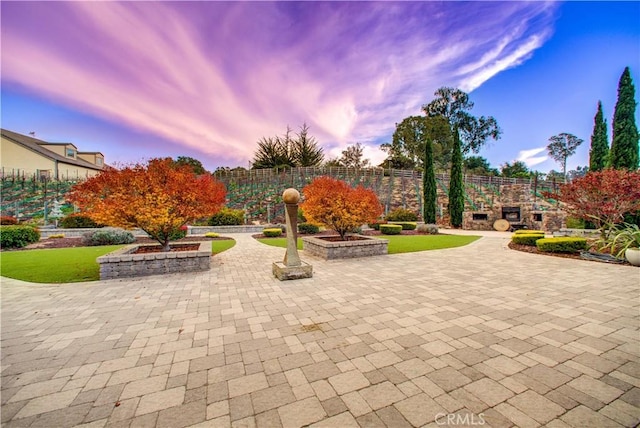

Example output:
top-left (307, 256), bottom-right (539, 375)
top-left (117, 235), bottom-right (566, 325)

top-left (448, 127), bottom-right (464, 228)
top-left (589, 101), bottom-right (609, 172)
top-left (423, 138), bottom-right (437, 223)
top-left (610, 67), bottom-right (639, 170)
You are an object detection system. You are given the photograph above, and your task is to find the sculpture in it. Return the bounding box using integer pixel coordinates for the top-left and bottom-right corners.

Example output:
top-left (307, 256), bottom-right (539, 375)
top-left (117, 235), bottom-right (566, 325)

top-left (273, 188), bottom-right (313, 280)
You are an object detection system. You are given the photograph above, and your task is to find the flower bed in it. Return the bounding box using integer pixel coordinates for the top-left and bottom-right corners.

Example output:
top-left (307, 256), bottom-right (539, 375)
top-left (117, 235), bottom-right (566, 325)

top-left (302, 235), bottom-right (387, 260)
top-left (98, 241), bottom-right (211, 280)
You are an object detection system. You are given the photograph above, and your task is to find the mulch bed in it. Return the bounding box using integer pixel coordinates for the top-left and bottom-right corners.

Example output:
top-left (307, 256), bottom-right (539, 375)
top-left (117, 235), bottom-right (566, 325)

top-left (132, 243), bottom-right (201, 254)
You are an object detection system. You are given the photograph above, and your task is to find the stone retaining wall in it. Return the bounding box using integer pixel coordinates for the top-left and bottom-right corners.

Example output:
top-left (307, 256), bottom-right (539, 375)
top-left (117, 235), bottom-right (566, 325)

top-left (98, 242), bottom-right (211, 280)
top-left (39, 225), bottom-right (264, 239)
top-left (302, 235), bottom-right (388, 260)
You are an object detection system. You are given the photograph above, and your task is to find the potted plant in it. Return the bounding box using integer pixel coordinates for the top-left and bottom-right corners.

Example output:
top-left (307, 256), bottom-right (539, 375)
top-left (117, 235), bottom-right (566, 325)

top-left (609, 223), bottom-right (640, 266)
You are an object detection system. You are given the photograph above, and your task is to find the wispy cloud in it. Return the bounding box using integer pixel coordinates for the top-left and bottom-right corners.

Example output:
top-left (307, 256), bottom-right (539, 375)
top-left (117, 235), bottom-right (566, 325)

top-left (517, 147), bottom-right (548, 167)
top-left (1, 2), bottom-right (558, 167)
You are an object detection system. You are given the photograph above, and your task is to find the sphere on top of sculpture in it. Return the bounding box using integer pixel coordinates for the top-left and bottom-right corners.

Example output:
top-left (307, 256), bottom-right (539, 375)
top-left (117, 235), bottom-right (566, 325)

top-left (282, 188), bottom-right (300, 204)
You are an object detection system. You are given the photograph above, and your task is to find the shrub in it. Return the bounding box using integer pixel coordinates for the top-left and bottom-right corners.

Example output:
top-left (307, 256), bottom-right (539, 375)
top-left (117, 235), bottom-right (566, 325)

top-left (263, 228), bottom-right (282, 238)
top-left (60, 214), bottom-right (103, 229)
top-left (204, 232), bottom-right (219, 238)
top-left (380, 224), bottom-right (402, 235)
top-left (514, 229), bottom-right (545, 235)
top-left (417, 224), bottom-right (439, 234)
top-left (536, 237), bottom-right (587, 253)
top-left (565, 217), bottom-right (585, 229)
top-left (208, 207), bottom-right (245, 226)
top-left (0, 216), bottom-right (18, 225)
top-left (385, 208), bottom-right (418, 222)
top-left (49, 234), bottom-right (65, 239)
top-left (389, 221), bottom-right (417, 230)
top-left (298, 223), bottom-right (320, 234)
top-left (82, 228), bottom-right (135, 246)
top-left (0, 225), bottom-right (40, 248)
top-left (512, 233), bottom-right (545, 246)
top-left (368, 221), bottom-right (386, 231)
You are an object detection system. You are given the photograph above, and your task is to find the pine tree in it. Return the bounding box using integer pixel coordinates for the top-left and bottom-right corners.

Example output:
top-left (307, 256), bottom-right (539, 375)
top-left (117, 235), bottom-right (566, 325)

top-left (589, 101), bottom-right (609, 172)
top-left (448, 127), bottom-right (464, 228)
top-left (610, 67), bottom-right (639, 170)
top-left (423, 138), bottom-right (437, 223)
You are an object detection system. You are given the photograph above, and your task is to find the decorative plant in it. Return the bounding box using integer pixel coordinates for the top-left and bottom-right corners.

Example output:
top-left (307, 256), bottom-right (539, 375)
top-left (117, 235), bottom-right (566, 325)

top-left (301, 176), bottom-right (382, 240)
top-left (607, 223), bottom-right (640, 258)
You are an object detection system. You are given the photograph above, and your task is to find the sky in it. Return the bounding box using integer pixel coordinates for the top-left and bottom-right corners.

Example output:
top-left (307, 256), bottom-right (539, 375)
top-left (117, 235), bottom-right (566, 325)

top-left (1, 1), bottom-right (639, 173)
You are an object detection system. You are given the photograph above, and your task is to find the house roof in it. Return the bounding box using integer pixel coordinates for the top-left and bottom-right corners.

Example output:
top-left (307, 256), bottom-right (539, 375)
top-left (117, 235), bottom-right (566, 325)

top-left (1, 129), bottom-right (103, 171)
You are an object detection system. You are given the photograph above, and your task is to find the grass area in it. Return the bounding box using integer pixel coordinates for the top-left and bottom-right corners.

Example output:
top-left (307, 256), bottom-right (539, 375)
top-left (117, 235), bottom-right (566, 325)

top-left (0, 238), bottom-right (237, 283)
top-left (257, 234), bottom-right (481, 254)
top-left (213, 239), bottom-right (236, 254)
top-left (379, 234), bottom-right (481, 254)
top-left (0, 245), bottom-right (124, 283)
top-left (257, 238), bottom-right (303, 250)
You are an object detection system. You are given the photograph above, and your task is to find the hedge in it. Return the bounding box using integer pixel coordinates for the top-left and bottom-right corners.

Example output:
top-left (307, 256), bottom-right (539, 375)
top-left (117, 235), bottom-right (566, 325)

top-left (380, 224), bottom-right (402, 235)
top-left (368, 221), bottom-right (386, 231)
top-left (514, 229), bottom-right (545, 235)
top-left (263, 228), bottom-right (283, 238)
top-left (298, 223), bottom-right (320, 234)
top-left (0, 225), bottom-right (40, 248)
top-left (512, 233), bottom-right (545, 246)
top-left (389, 221), bottom-right (417, 230)
top-left (209, 207), bottom-right (245, 226)
top-left (385, 208), bottom-right (418, 222)
top-left (60, 214), bottom-right (103, 229)
top-left (536, 237), bottom-right (588, 253)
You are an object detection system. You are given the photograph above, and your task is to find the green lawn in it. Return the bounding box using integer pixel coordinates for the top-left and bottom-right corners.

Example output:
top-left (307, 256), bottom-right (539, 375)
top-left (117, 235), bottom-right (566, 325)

top-left (0, 239), bottom-right (237, 283)
top-left (0, 245), bottom-right (124, 283)
top-left (257, 234), bottom-right (480, 254)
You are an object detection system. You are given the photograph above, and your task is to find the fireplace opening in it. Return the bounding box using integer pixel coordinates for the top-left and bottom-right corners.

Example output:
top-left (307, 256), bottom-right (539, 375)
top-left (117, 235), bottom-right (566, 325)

top-left (502, 207), bottom-right (521, 222)
top-left (472, 213), bottom-right (489, 221)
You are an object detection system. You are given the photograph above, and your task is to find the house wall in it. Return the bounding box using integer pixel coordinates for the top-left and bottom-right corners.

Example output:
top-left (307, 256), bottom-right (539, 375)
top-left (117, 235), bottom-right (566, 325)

top-left (1, 137), bottom-right (56, 177)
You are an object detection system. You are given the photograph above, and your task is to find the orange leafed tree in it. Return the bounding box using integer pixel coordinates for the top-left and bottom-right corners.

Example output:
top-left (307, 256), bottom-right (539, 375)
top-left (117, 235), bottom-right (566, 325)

top-left (301, 176), bottom-right (382, 240)
top-left (68, 158), bottom-right (226, 251)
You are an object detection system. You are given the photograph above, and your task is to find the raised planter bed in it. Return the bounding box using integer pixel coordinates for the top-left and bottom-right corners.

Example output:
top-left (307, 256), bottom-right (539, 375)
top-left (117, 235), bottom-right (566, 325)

top-left (97, 242), bottom-right (211, 280)
top-left (302, 235), bottom-right (388, 260)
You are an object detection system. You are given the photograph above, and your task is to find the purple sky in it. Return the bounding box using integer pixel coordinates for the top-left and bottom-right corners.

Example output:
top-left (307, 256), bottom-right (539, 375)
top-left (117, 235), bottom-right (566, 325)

top-left (2, 2), bottom-right (639, 172)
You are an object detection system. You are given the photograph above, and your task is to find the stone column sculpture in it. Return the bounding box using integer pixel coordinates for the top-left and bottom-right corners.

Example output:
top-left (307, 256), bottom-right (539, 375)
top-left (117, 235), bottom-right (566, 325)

top-left (272, 188), bottom-right (313, 280)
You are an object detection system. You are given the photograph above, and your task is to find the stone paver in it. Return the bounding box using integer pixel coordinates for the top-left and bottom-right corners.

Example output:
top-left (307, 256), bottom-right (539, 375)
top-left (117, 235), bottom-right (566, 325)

top-left (1, 230), bottom-right (639, 427)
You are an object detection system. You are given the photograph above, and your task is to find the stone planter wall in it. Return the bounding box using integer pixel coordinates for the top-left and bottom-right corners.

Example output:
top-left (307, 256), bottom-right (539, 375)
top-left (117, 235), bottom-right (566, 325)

top-left (98, 242), bottom-right (211, 280)
top-left (302, 235), bottom-right (388, 260)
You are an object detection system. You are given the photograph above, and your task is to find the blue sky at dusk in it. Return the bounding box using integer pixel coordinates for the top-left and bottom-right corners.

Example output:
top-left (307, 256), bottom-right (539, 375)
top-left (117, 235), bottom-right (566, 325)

top-left (1, 1), bottom-right (639, 173)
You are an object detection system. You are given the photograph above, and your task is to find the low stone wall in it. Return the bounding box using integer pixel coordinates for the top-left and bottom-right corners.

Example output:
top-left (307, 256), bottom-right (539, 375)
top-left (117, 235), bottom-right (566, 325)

top-left (302, 235), bottom-right (388, 260)
top-left (553, 228), bottom-right (600, 238)
top-left (188, 225), bottom-right (264, 234)
top-left (98, 242), bottom-right (211, 280)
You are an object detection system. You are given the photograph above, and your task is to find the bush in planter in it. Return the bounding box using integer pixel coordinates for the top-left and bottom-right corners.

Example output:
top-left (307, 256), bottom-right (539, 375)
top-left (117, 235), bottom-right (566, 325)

top-left (298, 223), bottom-right (320, 234)
top-left (536, 237), bottom-right (587, 253)
top-left (380, 224), bottom-right (402, 235)
top-left (513, 229), bottom-right (545, 235)
top-left (512, 233), bottom-right (545, 246)
top-left (208, 207), bottom-right (245, 226)
top-left (389, 221), bottom-right (417, 230)
top-left (60, 214), bottom-right (103, 229)
top-left (263, 228), bottom-right (282, 238)
top-left (385, 208), bottom-right (418, 222)
top-left (0, 225), bottom-right (40, 248)
top-left (82, 228), bottom-right (135, 246)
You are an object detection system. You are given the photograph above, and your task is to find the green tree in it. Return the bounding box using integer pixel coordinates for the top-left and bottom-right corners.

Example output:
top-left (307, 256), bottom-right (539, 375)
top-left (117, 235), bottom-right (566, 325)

top-left (423, 137), bottom-right (437, 223)
top-left (589, 101), bottom-right (609, 172)
top-left (381, 115), bottom-right (452, 170)
top-left (292, 123), bottom-right (324, 167)
top-left (337, 143), bottom-right (371, 168)
top-left (423, 87), bottom-right (501, 154)
top-left (500, 161), bottom-right (530, 178)
top-left (448, 127), bottom-right (464, 228)
top-left (610, 67), bottom-right (639, 170)
top-left (174, 156), bottom-right (206, 175)
top-left (464, 156), bottom-right (499, 176)
top-left (252, 135), bottom-right (292, 169)
top-left (547, 133), bottom-right (584, 180)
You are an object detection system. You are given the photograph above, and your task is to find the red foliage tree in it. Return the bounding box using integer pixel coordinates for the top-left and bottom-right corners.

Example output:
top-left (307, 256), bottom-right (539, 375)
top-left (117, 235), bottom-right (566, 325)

top-left (543, 169), bottom-right (640, 237)
top-left (69, 158), bottom-right (226, 250)
top-left (301, 176), bottom-right (382, 240)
